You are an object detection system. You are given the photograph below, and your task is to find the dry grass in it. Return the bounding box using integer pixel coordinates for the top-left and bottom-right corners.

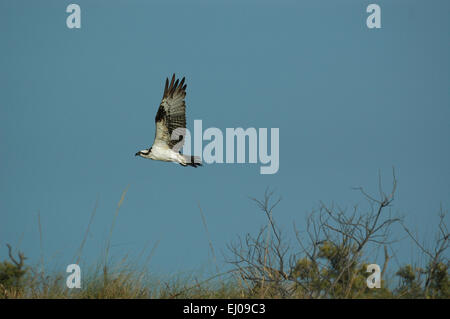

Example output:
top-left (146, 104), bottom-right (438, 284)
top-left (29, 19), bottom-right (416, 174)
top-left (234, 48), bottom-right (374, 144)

top-left (0, 187), bottom-right (246, 299)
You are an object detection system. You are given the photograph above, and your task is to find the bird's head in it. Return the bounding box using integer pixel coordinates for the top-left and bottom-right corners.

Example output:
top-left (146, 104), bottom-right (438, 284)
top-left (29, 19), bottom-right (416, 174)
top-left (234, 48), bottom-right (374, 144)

top-left (135, 148), bottom-right (152, 158)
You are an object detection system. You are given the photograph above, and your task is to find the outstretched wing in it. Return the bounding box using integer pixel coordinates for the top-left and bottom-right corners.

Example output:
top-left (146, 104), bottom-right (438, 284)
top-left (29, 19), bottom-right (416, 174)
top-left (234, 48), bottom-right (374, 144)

top-left (153, 74), bottom-right (187, 151)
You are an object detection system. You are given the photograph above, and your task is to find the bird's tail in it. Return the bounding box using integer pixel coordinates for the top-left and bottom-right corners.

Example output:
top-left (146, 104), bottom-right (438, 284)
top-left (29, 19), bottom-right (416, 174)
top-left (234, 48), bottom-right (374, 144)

top-left (181, 155), bottom-right (202, 168)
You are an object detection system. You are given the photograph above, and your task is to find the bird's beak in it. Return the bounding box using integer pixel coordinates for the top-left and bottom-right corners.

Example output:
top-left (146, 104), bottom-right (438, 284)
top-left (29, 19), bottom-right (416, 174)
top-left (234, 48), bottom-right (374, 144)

top-left (135, 152), bottom-right (140, 156)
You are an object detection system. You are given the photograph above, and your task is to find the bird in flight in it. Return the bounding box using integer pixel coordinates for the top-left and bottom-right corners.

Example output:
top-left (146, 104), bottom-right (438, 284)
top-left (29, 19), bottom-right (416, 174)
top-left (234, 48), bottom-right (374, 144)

top-left (135, 74), bottom-right (202, 167)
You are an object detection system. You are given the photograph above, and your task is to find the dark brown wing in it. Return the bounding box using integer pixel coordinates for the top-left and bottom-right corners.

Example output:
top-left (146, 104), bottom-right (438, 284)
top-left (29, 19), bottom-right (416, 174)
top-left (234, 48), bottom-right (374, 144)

top-left (154, 74), bottom-right (187, 150)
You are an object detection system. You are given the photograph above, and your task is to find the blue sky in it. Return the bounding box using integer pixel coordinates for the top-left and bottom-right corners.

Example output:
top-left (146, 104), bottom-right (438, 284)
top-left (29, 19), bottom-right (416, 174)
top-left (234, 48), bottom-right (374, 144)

top-left (1, 0), bottom-right (449, 276)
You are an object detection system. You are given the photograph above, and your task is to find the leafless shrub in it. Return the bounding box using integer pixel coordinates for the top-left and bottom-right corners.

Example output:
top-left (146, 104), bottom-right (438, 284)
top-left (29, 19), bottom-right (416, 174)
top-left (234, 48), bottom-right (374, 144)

top-left (227, 171), bottom-right (402, 298)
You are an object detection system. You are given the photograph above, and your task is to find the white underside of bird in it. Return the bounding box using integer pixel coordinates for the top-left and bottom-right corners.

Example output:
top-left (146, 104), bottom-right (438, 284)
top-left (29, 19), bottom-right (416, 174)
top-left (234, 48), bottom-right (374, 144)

top-left (139, 143), bottom-right (187, 165)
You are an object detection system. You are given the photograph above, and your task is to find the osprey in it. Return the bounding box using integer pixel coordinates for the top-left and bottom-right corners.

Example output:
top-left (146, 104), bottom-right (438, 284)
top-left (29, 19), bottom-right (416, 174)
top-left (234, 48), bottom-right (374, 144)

top-left (135, 74), bottom-right (202, 167)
